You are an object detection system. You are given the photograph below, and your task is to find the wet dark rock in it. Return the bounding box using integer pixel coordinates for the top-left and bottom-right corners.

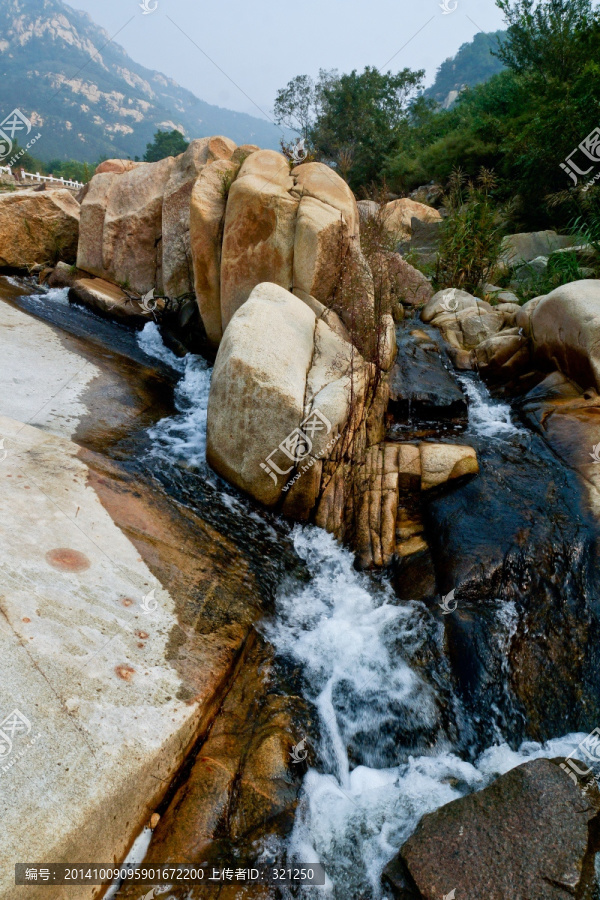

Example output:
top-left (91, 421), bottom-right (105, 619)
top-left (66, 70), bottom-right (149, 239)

top-left (422, 432), bottom-right (600, 748)
top-left (383, 757), bottom-right (600, 900)
top-left (389, 324), bottom-right (468, 423)
top-left (159, 295), bottom-right (215, 360)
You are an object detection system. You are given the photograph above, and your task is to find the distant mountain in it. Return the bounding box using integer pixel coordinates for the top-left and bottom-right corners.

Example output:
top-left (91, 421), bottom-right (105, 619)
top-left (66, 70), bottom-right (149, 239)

top-left (425, 31), bottom-right (506, 109)
top-left (0, 0), bottom-right (284, 163)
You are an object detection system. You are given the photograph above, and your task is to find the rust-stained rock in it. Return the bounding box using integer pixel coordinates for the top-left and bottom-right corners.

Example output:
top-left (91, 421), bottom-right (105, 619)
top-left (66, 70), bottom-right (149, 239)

top-left (115, 636), bottom-right (305, 899)
top-left (220, 150), bottom-right (297, 329)
top-left (0, 189), bottom-right (80, 268)
top-left (382, 198), bottom-right (442, 242)
top-left (190, 158), bottom-right (239, 347)
top-left (162, 136), bottom-right (237, 299)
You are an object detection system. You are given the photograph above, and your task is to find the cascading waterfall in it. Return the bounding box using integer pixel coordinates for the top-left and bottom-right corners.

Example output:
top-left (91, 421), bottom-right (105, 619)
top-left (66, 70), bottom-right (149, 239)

top-left (131, 321), bottom-right (590, 899)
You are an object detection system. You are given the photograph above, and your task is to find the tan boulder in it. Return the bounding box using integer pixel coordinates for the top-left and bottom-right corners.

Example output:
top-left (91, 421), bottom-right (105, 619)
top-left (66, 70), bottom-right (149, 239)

top-left (0, 189), bottom-right (80, 268)
top-left (95, 159), bottom-right (142, 175)
top-left (162, 136), bottom-right (236, 299)
top-left (420, 443), bottom-right (479, 490)
top-left (293, 193), bottom-right (349, 303)
top-left (422, 288), bottom-right (483, 323)
top-left (383, 198), bottom-right (442, 242)
top-left (76, 172), bottom-right (119, 276)
top-left (474, 332), bottom-right (528, 372)
top-left (207, 282), bottom-right (371, 516)
top-left (494, 301), bottom-right (522, 327)
top-left (232, 144), bottom-right (260, 164)
top-left (68, 277), bottom-right (151, 324)
top-left (207, 283), bottom-right (317, 507)
top-left (383, 252), bottom-right (433, 311)
top-left (516, 295), bottom-right (543, 337)
top-left (357, 199), bottom-right (380, 222)
top-left (220, 150), bottom-right (297, 330)
top-left (293, 161), bottom-right (360, 238)
top-left (190, 158), bottom-right (239, 347)
top-left (530, 280), bottom-right (600, 391)
top-left (103, 156), bottom-right (175, 294)
top-left (459, 311), bottom-right (504, 349)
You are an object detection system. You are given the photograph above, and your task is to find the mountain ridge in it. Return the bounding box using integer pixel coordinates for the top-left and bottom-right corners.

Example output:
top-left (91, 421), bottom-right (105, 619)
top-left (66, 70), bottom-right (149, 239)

top-left (0, 0), bottom-right (284, 162)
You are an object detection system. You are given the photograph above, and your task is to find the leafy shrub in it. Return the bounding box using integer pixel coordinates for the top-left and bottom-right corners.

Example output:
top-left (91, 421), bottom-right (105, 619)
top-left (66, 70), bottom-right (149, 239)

top-left (435, 168), bottom-right (509, 294)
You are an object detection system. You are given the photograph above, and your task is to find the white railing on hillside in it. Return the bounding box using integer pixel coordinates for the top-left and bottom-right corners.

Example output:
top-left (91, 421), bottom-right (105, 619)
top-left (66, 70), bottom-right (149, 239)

top-left (20, 169), bottom-right (83, 189)
top-left (0, 165), bottom-right (82, 189)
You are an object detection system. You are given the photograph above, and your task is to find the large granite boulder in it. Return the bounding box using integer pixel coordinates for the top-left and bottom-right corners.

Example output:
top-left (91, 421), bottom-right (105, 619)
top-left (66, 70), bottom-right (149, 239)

top-left (206, 282), bottom-right (370, 512)
top-left (530, 280), bottom-right (600, 391)
top-left (220, 150), bottom-right (298, 330)
top-left (383, 198), bottom-right (442, 242)
top-left (384, 758), bottom-right (600, 900)
top-left (78, 157), bottom-right (175, 293)
top-left (189, 158), bottom-right (239, 347)
top-left (219, 153), bottom-right (366, 346)
top-left (499, 230), bottom-right (575, 269)
top-left (0, 189), bottom-right (80, 268)
top-left (77, 137), bottom-right (237, 298)
top-left (162, 136), bottom-right (236, 298)
top-left (207, 282), bottom-right (317, 507)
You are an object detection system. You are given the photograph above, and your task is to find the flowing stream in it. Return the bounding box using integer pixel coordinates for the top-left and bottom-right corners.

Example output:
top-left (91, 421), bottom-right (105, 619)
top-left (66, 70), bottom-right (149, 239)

top-left (133, 321), bottom-right (589, 898)
top-left (2, 282), bottom-right (594, 899)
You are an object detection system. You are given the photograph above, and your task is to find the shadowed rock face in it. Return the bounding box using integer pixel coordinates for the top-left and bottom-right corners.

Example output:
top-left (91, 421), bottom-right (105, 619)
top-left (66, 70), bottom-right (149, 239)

top-left (419, 432), bottom-right (600, 748)
top-left (389, 325), bottom-right (468, 423)
top-left (384, 757), bottom-right (600, 900)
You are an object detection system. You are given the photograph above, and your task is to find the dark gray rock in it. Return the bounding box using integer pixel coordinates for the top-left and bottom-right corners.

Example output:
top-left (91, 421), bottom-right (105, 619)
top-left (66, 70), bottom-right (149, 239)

top-left (384, 757), bottom-right (600, 900)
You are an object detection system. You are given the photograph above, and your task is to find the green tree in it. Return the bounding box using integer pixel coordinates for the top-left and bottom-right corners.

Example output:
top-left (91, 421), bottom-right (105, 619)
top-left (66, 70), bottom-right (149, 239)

top-left (274, 70), bottom-right (339, 141)
top-left (495, 0), bottom-right (598, 82)
top-left (143, 129), bottom-right (189, 162)
top-left (311, 66), bottom-right (424, 190)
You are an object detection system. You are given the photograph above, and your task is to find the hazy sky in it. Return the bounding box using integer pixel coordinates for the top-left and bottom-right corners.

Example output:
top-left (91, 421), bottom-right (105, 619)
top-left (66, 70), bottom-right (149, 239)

top-left (66, 0), bottom-right (506, 120)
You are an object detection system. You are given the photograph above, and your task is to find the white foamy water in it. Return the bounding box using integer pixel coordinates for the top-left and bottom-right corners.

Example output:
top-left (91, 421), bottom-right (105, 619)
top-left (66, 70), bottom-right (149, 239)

top-left (458, 374), bottom-right (523, 438)
top-left (138, 323), bottom-right (212, 469)
top-left (266, 526), bottom-right (587, 899)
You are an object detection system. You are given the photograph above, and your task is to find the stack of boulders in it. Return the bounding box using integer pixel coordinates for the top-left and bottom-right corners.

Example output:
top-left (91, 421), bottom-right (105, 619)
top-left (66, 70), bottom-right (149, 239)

top-left (0, 135), bottom-right (479, 568)
top-left (422, 287), bottom-right (530, 380)
top-left (66, 138), bottom-right (465, 568)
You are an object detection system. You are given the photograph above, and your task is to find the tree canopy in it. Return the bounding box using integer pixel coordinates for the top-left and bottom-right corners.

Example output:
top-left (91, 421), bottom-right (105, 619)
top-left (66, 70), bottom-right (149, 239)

top-left (143, 129), bottom-right (189, 163)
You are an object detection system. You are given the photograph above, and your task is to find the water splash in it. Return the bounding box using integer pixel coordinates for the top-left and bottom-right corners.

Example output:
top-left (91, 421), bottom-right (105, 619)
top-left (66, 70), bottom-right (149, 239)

top-left (265, 525), bottom-right (587, 898)
top-left (457, 374), bottom-right (523, 438)
top-left (138, 323), bottom-right (212, 470)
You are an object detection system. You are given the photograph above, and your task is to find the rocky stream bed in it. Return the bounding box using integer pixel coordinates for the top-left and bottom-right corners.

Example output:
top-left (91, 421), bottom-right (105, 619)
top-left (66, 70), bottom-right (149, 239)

top-left (2, 273), bottom-right (600, 900)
